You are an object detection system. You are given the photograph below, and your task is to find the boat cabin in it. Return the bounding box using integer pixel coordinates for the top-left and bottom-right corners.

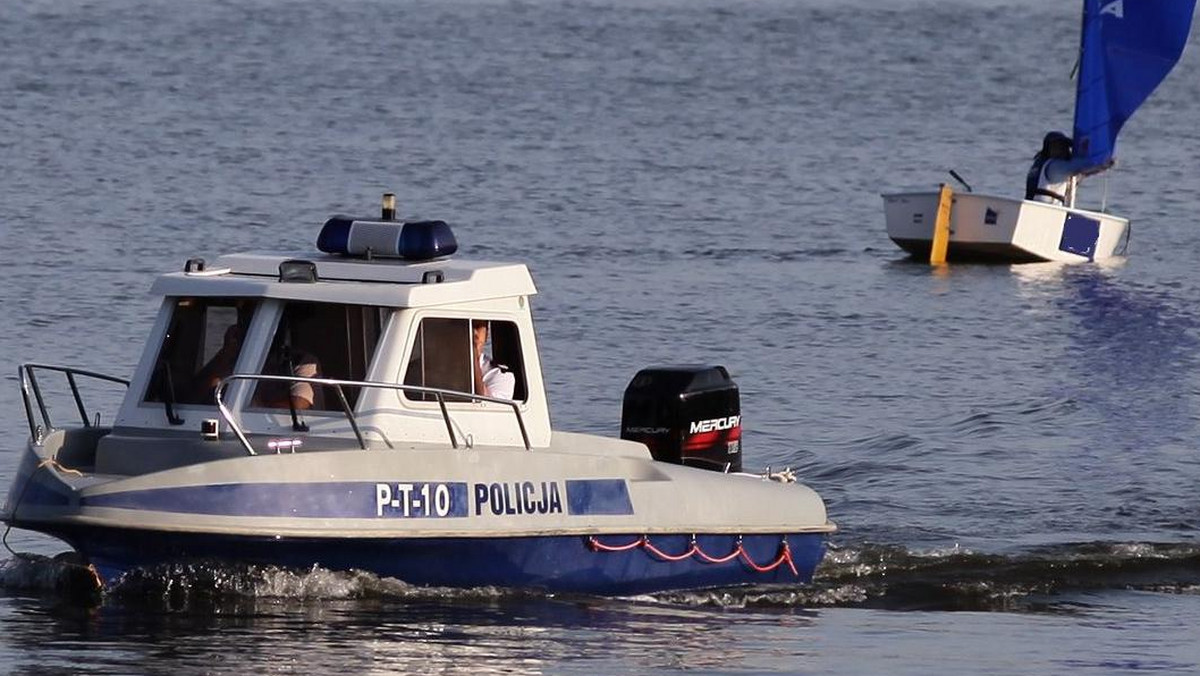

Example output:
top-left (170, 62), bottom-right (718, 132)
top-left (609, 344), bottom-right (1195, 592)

top-left (105, 210), bottom-right (553, 466)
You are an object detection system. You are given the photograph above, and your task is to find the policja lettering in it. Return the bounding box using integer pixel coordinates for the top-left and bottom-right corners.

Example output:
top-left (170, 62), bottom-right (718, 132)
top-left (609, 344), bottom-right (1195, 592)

top-left (473, 481), bottom-right (563, 516)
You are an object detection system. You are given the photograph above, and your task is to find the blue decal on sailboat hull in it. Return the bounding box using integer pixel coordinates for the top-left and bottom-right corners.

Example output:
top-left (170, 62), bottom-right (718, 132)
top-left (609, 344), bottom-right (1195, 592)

top-left (1060, 214), bottom-right (1101, 260)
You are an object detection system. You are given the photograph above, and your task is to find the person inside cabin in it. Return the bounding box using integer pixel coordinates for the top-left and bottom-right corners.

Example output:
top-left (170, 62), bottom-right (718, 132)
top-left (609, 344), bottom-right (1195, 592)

top-left (193, 323), bottom-right (244, 400)
top-left (1024, 131), bottom-right (1113, 205)
top-left (472, 319), bottom-right (515, 401)
top-left (257, 308), bottom-right (324, 411)
top-left (258, 341), bottom-right (323, 410)
top-left (192, 301), bottom-right (254, 402)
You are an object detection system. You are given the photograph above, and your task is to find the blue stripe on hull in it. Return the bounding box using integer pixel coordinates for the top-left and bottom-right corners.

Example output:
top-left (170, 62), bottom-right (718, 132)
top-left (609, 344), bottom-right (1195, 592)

top-left (78, 478), bottom-right (632, 518)
top-left (50, 528), bottom-right (825, 595)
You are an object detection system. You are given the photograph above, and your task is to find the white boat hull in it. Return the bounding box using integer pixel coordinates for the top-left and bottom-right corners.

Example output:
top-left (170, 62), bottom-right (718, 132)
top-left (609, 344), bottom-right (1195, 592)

top-left (2, 428), bottom-right (833, 594)
top-left (882, 191), bottom-right (1130, 263)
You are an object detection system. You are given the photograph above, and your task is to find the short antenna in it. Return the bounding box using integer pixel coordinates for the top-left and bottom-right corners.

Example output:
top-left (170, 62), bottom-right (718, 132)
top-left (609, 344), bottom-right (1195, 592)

top-left (948, 169), bottom-right (973, 193)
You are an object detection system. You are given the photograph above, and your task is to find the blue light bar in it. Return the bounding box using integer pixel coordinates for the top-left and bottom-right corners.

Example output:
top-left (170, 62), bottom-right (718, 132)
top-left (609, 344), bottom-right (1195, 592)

top-left (317, 218), bottom-right (458, 261)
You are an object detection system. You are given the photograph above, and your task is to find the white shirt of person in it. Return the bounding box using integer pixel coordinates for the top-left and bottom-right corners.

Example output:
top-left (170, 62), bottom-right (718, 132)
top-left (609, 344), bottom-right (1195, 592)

top-left (479, 353), bottom-right (515, 400)
top-left (290, 359), bottom-right (320, 408)
top-left (1033, 160), bottom-right (1073, 205)
top-left (1033, 154), bottom-right (1110, 206)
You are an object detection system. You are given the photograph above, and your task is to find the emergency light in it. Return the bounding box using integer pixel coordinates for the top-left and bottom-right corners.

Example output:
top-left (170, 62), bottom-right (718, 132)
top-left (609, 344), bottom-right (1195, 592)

top-left (317, 217), bottom-right (457, 261)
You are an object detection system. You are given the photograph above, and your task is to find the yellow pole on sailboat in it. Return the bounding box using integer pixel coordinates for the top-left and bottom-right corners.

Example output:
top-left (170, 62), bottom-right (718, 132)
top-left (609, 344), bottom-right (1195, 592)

top-left (930, 183), bottom-right (953, 264)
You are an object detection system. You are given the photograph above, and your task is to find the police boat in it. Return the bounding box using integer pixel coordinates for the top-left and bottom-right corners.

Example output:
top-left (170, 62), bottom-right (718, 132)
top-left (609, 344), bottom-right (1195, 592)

top-left (1, 195), bottom-right (835, 595)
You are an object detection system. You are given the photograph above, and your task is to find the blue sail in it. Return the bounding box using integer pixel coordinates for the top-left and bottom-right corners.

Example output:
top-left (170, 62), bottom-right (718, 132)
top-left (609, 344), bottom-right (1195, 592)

top-left (1072, 0), bottom-right (1197, 168)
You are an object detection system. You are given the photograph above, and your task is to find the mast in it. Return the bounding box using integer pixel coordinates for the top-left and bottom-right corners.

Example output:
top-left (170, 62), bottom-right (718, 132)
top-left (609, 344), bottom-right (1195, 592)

top-left (1071, 0), bottom-right (1103, 169)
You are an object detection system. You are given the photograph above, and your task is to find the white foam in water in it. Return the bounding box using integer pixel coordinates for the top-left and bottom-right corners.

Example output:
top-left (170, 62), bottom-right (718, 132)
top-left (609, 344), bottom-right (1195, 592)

top-left (250, 565), bottom-right (402, 600)
top-left (1108, 542), bottom-right (1168, 559)
top-left (105, 560), bottom-right (524, 606)
top-left (245, 566), bottom-right (518, 602)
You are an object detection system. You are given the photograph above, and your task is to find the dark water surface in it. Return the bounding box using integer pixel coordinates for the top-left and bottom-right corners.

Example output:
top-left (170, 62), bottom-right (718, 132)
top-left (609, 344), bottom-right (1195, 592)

top-left (2, 0), bottom-right (1200, 673)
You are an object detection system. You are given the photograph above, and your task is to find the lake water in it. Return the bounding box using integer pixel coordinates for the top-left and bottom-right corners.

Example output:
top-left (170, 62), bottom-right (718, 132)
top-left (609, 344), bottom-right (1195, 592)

top-left (2, 0), bottom-right (1200, 673)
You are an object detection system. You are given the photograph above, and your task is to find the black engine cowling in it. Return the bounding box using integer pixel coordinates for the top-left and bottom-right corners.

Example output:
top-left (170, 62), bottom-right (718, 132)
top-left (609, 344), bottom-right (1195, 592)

top-left (620, 365), bottom-right (742, 473)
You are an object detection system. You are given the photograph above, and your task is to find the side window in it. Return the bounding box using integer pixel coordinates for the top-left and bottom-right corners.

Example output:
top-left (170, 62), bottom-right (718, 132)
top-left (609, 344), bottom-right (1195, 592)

top-left (144, 297), bottom-right (257, 406)
top-left (252, 301), bottom-right (388, 411)
top-left (403, 318), bottom-right (526, 402)
top-left (403, 318), bottom-right (470, 400)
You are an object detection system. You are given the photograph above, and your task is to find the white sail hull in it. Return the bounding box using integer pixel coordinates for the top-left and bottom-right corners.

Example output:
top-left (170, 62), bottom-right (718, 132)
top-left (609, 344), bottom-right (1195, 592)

top-left (882, 191), bottom-right (1129, 263)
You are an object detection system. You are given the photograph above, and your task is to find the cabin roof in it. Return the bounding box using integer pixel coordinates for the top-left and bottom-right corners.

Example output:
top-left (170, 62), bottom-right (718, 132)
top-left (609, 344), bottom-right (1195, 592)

top-left (149, 252), bottom-right (537, 307)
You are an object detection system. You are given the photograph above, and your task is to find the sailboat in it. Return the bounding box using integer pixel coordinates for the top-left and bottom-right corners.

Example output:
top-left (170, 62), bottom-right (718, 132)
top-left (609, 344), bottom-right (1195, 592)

top-left (882, 0), bottom-right (1196, 264)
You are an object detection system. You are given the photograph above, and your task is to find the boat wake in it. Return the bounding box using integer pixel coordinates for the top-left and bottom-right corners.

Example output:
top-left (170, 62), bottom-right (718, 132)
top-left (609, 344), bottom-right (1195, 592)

top-left (3, 541), bottom-right (1198, 613)
top-left (658, 541), bottom-right (1200, 612)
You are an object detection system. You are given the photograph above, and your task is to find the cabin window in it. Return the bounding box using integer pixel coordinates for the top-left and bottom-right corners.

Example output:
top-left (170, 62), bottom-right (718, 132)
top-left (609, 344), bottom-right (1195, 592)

top-left (250, 301), bottom-right (389, 412)
top-left (144, 297), bottom-right (258, 406)
top-left (402, 318), bottom-right (526, 403)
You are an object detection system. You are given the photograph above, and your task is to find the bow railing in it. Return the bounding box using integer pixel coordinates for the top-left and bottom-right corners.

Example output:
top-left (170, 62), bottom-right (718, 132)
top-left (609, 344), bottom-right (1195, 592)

top-left (18, 363), bottom-right (130, 441)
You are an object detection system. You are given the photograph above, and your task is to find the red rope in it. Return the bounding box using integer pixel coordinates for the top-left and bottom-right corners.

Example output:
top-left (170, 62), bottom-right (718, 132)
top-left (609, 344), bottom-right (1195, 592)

top-left (693, 543), bottom-right (742, 564)
top-left (588, 535), bottom-right (644, 552)
top-left (585, 535), bottom-right (798, 576)
top-left (739, 540), bottom-right (795, 574)
top-left (642, 540), bottom-right (698, 562)
top-left (777, 540), bottom-right (796, 576)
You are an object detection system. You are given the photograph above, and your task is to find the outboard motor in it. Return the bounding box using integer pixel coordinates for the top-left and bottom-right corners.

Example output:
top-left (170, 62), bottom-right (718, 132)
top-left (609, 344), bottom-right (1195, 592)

top-left (620, 365), bottom-right (742, 473)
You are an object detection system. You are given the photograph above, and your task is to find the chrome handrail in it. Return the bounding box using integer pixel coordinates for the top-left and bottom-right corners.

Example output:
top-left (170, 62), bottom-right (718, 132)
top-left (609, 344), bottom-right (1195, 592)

top-left (214, 374), bottom-right (531, 456)
top-left (18, 363), bottom-right (131, 439)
